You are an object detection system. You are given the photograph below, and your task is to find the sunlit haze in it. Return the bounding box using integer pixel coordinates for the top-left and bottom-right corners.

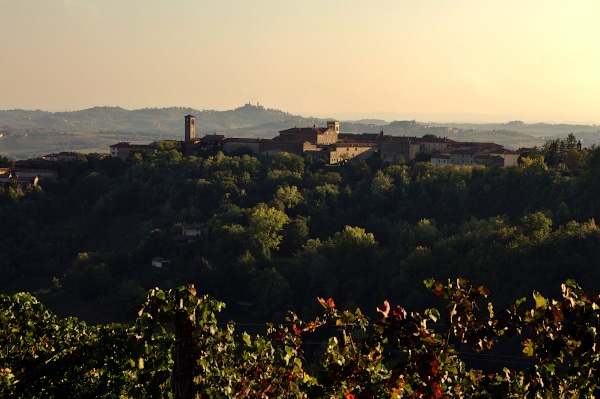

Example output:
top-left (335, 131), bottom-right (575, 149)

top-left (2, 0), bottom-right (600, 123)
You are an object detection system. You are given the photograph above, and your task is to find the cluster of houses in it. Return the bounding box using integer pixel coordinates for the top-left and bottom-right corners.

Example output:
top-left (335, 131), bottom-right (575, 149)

top-left (109, 115), bottom-right (523, 168)
top-left (2, 116), bottom-right (525, 186)
top-left (0, 151), bottom-right (105, 185)
top-left (0, 167), bottom-right (58, 184)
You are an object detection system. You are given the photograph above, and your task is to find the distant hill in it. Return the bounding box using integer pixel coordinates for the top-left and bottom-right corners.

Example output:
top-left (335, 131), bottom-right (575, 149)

top-left (1, 104), bottom-right (599, 159)
top-left (0, 104), bottom-right (314, 159)
top-left (1, 104), bottom-right (302, 137)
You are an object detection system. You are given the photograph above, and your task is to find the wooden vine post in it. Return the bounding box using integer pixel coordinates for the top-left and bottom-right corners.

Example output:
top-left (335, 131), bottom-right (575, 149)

top-left (172, 285), bottom-right (197, 399)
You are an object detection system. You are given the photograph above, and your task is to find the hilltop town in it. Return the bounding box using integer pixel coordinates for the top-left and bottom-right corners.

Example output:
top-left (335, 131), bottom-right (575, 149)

top-left (109, 115), bottom-right (526, 168)
top-left (0, 114), bottom-right (541, 184)
top-left (2, 110), bottom-right (587, 185)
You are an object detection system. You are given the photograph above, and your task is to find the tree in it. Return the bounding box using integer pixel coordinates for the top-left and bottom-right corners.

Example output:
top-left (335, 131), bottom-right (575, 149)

top-left (413, 151), bottom-right (432, 163)
top-left (269, 152), bottom-right (305, 174)
top-left (320, 226), bottom-right (379, 288)
top-left (250, 268), bottom-right (294, 318)
top-left (521, 211), bottom-right (552, 243)
top-left (565, 148), bottom-right (585, 169)
top-left (280, 216), bottom-right (310, 255)
top-left (0, 155), bottom-right (14, 167)
top-left (519, 155), bottom-right (548, 171)
top-left (370, 170), bottom-right (394, 197)
top-left (246, 203), bottom-right (290, 260)
top-left (544, 138), bottom-right (566, 166)
top-left (565, 132), bottom-right (578, 151)
top-left (272, 184), bottom-right (303, 210)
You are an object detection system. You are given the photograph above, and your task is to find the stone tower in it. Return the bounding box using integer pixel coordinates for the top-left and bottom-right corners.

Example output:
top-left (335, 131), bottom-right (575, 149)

top-left (327, 120), bottom-right (340, 134)
top-left (184, 115), bottom-right (196, 141)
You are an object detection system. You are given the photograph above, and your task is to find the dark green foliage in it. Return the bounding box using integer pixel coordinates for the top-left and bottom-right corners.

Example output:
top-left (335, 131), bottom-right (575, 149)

top-left (3, 135), bottom-right (600, 323)
top-left (5, 281), bottom-right (600, 397)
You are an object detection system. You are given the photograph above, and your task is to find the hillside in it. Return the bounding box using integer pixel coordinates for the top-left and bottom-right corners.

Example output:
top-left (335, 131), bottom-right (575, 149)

top-left (0, 104), bottom-right (318, 159)
top-left (1, 104), bottom-right (598, 159)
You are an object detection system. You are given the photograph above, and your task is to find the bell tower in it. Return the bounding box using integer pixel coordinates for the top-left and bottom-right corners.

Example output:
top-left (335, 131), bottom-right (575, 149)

top-left (327, 120), bottom-right (340, 134)
top-left (184, 114), bottom-right (196, 141)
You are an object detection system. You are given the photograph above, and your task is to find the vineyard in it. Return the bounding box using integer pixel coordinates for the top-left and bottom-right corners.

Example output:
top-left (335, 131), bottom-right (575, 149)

top-left (3, 279), bottom-right (600, 398)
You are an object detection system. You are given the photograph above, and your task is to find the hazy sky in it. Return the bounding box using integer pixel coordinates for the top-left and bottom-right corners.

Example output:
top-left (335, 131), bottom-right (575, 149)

top-left (2, 1), bottom-right (600, 123)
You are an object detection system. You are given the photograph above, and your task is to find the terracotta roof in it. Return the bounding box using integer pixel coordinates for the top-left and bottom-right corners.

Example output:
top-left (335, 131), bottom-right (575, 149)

top-left (490, 149), bottom-right (519, 155)
top-left (338, 132), bottom-right (385, 142)
top-left (110, 142), bottom-right (156, 149)
top-left (451, 149), bottom-right (477, 155)
top-left (223, 138), bottom-right (262, 143)
top-left (475, 154), bottom-right (503, 160)
top-left (279, 126), bottom-right (328, 135)
top-left (414, 137), bottom-right (451, 143)
top-left (332, 142), bottom-right (376, 148)
top-left (183, 222), bottom-right (208, 229)
top-left (202, 135), bottom-right (226, 141)
top-left (110, 142), bottom-right (132, 148)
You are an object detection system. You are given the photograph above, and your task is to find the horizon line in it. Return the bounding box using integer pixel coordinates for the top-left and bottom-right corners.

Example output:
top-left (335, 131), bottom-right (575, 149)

top-left (1, 105), bottom-right (597, 126)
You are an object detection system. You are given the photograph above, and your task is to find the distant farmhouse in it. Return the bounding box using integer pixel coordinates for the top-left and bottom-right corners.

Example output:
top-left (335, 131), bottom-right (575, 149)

top-left (151, 257), bottom-right (170, 268)
top-left (0, 168), bottom-right (58, 184)
top-left (108, 115), bottom-right (525, 168)
top-left (41, 151), bottom-right (80, 162)
top-left (109, 142), bottom-right (158, 161)
top-left (174, 222), bottom-right (210, 245)
top-left (0, 150), bottom-right (107, 184)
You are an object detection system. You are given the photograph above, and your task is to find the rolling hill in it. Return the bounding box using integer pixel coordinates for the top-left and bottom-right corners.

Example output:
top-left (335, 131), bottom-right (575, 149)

top-left (1, 104), bottom-right (598, 160)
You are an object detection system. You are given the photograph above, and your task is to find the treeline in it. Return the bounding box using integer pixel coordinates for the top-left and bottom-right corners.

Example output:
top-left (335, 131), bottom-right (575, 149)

top-left (2, 137), bottom-right (600, 323)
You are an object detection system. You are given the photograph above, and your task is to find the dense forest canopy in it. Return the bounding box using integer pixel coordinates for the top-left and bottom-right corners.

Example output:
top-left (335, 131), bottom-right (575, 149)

top-left (1, 134), bottom-right (599, 321)
top-left (3, 134), bottom-right (600, 396)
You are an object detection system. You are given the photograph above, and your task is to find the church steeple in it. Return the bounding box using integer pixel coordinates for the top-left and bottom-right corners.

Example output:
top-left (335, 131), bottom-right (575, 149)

top-left (185, 115), bottom-right (196, 141)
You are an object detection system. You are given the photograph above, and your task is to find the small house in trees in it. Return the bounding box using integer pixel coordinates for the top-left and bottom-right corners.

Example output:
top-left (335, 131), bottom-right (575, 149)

top-left (109, 142), bottom-right (157, 160)
top-left (151, 257), bottom-right (170, 268)
top-left (41, 151), bottom-right (81, 162)
top-left (174, 222), bottom-right (210, 245)
top-left (182, 222), bottom-right (210, 238)
top-left (489, 149), bottom-right (521, 167)
top-left (0, 168), bottom-right (58, 183)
